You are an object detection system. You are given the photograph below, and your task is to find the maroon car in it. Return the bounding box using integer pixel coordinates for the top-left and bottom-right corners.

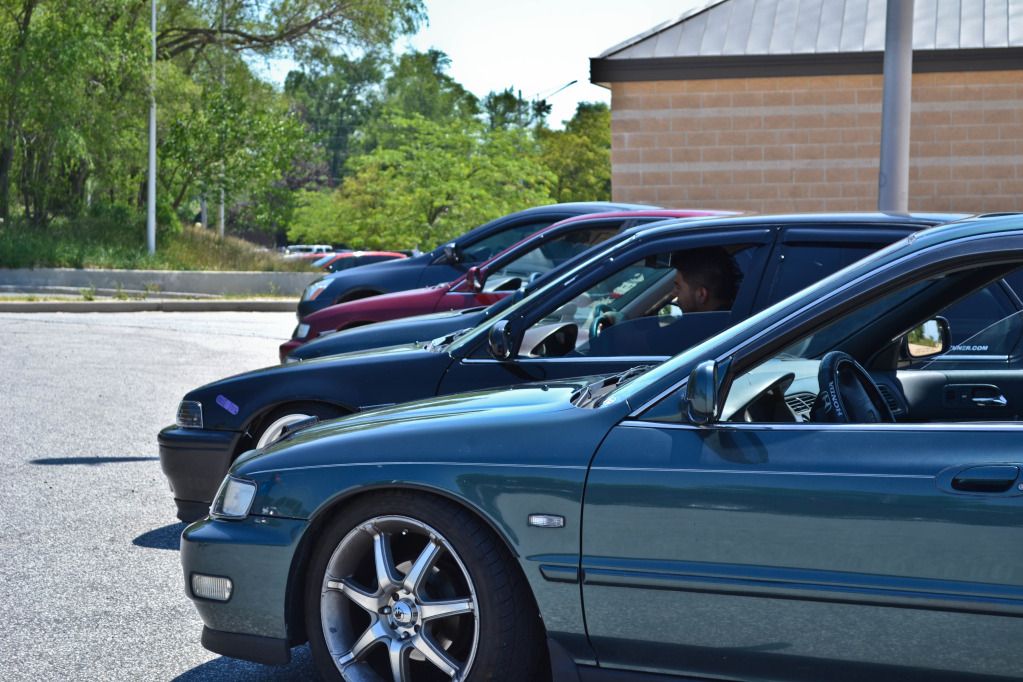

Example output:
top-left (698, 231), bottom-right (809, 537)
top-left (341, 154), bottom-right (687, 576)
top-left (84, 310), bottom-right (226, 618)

top-left (279, 210), bottom-right (730, 361)
top-left (310, 250), bottom-right (407, 273)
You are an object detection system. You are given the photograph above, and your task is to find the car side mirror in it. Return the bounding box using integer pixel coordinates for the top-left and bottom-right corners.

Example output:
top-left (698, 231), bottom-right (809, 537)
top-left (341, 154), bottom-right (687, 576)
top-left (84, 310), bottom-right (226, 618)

top-left (903, 316), bottom-right (950, 359)
top-left (441, 243), bottom-right (461, 265)
top-left (488, 320), bottom-right (520, 361)
top-left (683, 360), bottom-right (719, 425)
top-left (466, 266), bottom-right (484, 293)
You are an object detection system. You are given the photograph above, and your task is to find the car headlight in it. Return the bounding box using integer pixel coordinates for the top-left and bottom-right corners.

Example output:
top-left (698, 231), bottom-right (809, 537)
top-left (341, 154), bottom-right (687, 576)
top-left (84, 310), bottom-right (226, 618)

top-left (210, 476), bottom-right (256, 520)
top-left (293, 323), bottom-right (311, 339)
top-left (303, 280), bottom-right (332, 301)
top-left (176, 400), bottom-right (203, 428)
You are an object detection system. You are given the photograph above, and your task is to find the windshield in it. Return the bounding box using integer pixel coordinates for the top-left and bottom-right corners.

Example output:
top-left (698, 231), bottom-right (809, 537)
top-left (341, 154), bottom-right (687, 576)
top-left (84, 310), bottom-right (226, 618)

top-left (484, 226), bottom-right (622, 291)
top-left (446, 233), bottom-right (644, 354)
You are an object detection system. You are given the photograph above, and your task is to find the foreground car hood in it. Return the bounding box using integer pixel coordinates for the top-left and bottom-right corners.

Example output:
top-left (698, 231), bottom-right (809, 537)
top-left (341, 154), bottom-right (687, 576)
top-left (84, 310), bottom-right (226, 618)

top-left (234, 375), bottom-right (620, 474)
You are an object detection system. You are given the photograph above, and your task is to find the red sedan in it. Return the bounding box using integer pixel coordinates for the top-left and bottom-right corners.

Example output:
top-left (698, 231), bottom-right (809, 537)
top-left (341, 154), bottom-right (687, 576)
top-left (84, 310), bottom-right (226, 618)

top-left (310, 250), bottom-right (407, 273)
top-left (279, 210), bottom-right (731, 361)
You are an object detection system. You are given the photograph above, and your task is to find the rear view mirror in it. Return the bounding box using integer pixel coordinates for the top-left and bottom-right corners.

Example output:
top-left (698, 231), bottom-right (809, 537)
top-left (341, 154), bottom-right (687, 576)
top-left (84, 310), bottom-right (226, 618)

top-left (904, 316), bottom-right (950, 359)
top-left (466, 266), bottom-right (483, 293)
top-left (488, 320), bottom-right (521, 361)
top-left (439, 243), bottom-right (461, 265)
top-left (683, 360), bottom-right (719, 425)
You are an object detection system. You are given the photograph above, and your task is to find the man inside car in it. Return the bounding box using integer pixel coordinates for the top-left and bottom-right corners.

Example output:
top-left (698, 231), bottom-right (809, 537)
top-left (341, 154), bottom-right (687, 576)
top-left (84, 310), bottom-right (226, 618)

top-left (672, 247), bottom-right (743, 313)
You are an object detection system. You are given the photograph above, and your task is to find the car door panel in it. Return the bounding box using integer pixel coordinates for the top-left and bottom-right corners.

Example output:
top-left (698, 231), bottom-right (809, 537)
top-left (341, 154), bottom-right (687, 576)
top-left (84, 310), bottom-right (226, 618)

top-left (897, 369), bottom-right (1023, 422)
top-left (581, 421), bottom-right (1023, 680)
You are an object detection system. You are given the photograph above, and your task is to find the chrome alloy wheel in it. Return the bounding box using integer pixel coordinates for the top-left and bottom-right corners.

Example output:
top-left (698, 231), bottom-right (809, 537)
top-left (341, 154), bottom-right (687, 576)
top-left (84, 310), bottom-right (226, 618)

top-left (320, 515), bottom-right (480, 682)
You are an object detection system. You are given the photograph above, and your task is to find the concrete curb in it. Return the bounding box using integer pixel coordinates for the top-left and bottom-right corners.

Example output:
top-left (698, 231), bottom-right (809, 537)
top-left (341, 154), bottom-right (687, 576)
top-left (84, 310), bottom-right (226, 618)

top-left (0, 299), bottom-right (296, 313)
top-left (0, 267), bottom-right (320, 296)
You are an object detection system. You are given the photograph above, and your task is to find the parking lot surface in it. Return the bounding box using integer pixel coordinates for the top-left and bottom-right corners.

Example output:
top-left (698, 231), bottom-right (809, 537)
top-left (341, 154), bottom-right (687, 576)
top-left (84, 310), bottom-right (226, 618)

top-left (0, 312), bottom-right (317, 680)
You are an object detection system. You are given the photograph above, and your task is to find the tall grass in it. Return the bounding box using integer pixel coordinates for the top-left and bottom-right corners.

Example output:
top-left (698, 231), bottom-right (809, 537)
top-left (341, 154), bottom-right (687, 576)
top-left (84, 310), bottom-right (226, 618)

top-left (0, 207), bottom-right (307, 272)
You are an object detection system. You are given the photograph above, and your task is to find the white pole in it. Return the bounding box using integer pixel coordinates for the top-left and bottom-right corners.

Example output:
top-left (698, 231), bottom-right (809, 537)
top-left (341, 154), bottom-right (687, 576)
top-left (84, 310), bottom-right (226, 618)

top-left (146, 0), bottom-right (157, 254)
top-left (878, 0), bottom-right (914, 213)
top-left (217, 0), bottom-right (225, 238)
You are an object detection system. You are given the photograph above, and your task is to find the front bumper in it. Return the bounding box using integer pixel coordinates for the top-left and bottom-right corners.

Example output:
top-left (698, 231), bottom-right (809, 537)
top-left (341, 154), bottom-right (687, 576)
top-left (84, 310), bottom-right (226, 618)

top-left (182, 515), bottom-right (310, 662)
top-left (296, 293), bottom-right (333, 320)
top-left (158, 425), bottom-right (240, 522)
top-left (278, 338), bottom-right (302, 363)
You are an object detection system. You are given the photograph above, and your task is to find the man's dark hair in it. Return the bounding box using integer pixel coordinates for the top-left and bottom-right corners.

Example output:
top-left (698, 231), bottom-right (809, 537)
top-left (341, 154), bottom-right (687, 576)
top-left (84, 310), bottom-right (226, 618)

top-left (672, 247), bottom-right (743, 307)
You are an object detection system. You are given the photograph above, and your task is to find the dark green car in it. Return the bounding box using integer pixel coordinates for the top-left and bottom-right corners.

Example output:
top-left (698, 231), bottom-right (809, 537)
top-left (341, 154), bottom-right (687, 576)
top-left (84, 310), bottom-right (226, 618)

top-left (182, 213), bottom-right (1023, 681)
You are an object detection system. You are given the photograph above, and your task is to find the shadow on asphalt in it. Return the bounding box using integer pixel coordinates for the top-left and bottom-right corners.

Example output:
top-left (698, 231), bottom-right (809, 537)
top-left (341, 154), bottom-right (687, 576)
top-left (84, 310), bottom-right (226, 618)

top-left (173, 646), bottom-right (315, 680)
top-left (30, 456), bottom-right (159, 465)
top-left (133, 522), bottom-right (187, 551)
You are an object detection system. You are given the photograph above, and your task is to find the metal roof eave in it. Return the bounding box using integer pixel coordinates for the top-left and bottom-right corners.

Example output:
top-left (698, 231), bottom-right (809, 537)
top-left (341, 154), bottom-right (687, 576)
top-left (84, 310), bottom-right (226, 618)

top-left (590, 47), bottom-right (1023, 85)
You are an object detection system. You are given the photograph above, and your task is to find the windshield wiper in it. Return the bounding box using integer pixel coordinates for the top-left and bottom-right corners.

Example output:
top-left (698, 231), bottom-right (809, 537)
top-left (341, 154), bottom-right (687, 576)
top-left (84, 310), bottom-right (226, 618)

top-left (573, 365), bottom-right (656, 408)
top-left (424, 327), bottom-right (473, 352)
top-left (613, 364), bottom-right (656, 387)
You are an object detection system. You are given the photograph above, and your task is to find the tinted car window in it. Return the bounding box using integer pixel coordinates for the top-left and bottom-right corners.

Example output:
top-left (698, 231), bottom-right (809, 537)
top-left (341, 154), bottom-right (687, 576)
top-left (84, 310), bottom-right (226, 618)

top-left (766, 243), bottom-right (881, 303)
top-left (491, 227), bottom-right (622, 284)
top-left (935, 283), bottom-right (1016, 347)
top-left (519, 245), bottom-right (758, 358)
top-left (327, 259), bottom-right (357, 272)
top-left (461, 221), bottom-right (552, 262)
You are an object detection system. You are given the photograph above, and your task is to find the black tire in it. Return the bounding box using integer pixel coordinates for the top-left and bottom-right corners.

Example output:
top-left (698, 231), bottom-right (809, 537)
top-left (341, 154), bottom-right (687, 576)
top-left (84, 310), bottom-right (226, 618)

top-left (304, 490), bottom-right (549, 682)
top-left (251, 402), bottom-right (345, 451)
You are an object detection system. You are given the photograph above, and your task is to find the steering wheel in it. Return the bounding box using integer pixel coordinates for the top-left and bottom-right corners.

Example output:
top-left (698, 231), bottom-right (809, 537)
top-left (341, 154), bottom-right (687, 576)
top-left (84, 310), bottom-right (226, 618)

top-left (588, 303), bottom-right (621, 339)
top-left (810, 351), bottom-right (895, 423)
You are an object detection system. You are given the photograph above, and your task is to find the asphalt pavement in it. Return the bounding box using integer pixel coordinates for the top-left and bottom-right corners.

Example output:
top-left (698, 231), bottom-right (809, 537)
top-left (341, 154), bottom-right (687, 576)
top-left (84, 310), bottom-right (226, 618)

top-left (0, 312), bottom-right (318, 680)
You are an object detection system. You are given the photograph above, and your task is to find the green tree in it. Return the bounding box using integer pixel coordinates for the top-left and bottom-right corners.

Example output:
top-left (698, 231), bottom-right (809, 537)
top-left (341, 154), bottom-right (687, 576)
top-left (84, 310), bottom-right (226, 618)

top-left (379, 49), bottom-right (478, 124)
top-left (288, 112), bottom-right (554, 250)
top-left (538, 102), bottom-right (611, 203)
top-left (0, 0), bottom-right (424, 232)
top-left (284, 50), bottom-right (385, 186)
top-left (157, 0), bottom-right (424, 60)
top-left (161, 68), bottom-right (309, 232)
top-left (481, 87), bottom-right (536, 130)
top-left (0, 0), bottom-right (149, 223)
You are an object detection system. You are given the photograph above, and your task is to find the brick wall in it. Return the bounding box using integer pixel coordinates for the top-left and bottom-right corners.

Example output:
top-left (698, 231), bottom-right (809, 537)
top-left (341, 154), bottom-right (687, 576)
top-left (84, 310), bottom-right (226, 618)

top-left (609, 71), bottom-right (1023, 213)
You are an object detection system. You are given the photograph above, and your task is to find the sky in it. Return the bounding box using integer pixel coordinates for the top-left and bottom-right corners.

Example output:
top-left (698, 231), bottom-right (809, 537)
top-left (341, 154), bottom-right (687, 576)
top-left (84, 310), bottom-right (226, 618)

top-left (260, 0), bottom-right (698, 127)
top-left (400, 0), bottom-right (696, 126)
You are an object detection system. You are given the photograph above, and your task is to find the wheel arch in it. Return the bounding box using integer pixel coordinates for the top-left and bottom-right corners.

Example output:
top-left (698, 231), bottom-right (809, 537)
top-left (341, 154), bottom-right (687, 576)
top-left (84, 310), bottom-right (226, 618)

top-left (335, 288), bottom-right (384, 305)
top-left (233, 398), bottom-right (359, 458)
top-left (282, 483), bottom-right (530, 648)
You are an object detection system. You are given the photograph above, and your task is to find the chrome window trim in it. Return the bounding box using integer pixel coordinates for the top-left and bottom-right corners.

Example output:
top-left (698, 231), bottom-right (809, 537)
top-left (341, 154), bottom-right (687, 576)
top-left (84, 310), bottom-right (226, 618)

top-left (619, 419), bottom-right (1023, 432)
top-left (459, 355), bottom-right (668, 366)
top-left (628, 230), bottom-right (1023, 418)
top-left (926, 354), bottom-right (1011, 362)
top-left (250, 461), bottom-right (589, 476)
top-left (590, 465), bottom-right (933, 479)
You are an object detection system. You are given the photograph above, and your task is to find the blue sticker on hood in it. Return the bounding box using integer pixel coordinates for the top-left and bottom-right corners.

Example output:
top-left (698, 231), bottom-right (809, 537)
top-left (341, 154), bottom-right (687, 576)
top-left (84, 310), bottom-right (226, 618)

top-left (216, 394), bottom-right (239, 415)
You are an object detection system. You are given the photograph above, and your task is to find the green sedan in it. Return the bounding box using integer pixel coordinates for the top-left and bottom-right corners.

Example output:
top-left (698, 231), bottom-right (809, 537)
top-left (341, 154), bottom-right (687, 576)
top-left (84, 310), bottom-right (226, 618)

top-left (182, 212), bottom-right (1023, 681)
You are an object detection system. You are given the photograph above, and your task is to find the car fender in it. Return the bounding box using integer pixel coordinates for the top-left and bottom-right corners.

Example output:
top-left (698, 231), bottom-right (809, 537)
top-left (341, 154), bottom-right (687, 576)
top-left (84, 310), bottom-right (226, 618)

top-left (234, 388), bottom-right (631, 656)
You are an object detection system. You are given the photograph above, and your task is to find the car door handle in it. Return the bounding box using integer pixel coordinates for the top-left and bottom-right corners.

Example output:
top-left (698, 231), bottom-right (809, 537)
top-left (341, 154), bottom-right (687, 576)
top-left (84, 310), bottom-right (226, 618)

top-left (951, 465), bottom-right (1020, 493)
top-left (971, 395), bottom-right (1007, 407)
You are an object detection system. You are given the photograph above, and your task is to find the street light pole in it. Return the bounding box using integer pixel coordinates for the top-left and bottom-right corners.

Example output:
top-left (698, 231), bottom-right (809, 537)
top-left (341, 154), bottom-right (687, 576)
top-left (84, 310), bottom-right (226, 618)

top-left (218, 0), bottom-right (226, 238)
top-left (877, 0), bottom-right (914, 213)
top-left (146, 0), bottom-right (157, 254)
